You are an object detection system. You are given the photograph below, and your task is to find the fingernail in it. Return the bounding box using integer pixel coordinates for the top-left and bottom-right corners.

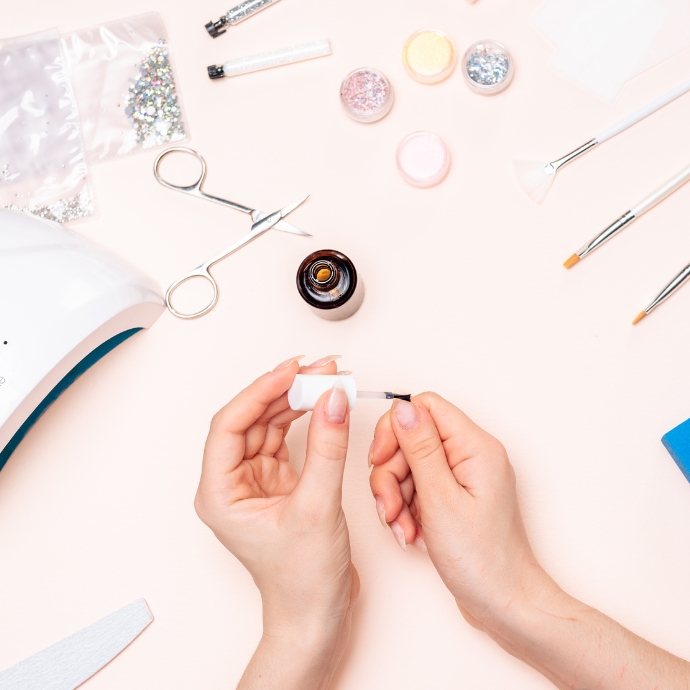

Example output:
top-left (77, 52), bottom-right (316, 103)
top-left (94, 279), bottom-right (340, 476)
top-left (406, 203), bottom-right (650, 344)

top-left (325, 383), bottom-right (348, 424)
top-left (273, 355), bottom-right (305, 371)
top-left (390, 521), bottom-right (407, 552)
top-left (393, 400), bottom-right (420, 431)
top-left (306, 355), bottom-right (342, 368)
top-left (375, 496), bottom-right (387, 528)
top-left (412, 536), bottom-right (427, 554)
top-left (368, 439), bottom-right (375, 468)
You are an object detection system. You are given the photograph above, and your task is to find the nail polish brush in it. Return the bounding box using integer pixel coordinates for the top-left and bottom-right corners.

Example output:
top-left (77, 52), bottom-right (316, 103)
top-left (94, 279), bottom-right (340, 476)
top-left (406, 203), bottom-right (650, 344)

top-left (208, 40), bottom-right (331, 80)
top-left (515, 77), bottom-right (690, 204)
top-left (564, 162), bottom-right (690, 268)
top-left (206, 0), bottom-right (283, 38)
top-left (633, 261), bottom-right (690, 324)
top-left (288, 374), bottom-right (411, 412)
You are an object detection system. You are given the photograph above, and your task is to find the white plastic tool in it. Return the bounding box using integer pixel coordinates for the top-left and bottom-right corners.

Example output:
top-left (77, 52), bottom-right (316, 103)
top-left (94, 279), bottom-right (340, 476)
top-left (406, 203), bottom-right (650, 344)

top-left (0, 599), bottom-right (153, 690)
top-left (0, 210), bottom-right (165, 471)
top-left (288, 374), bottom-right (411, 412)
top-left (208, 39), bottom-right (331, 79)
top-left (515, 76), bottom-right (690, 204)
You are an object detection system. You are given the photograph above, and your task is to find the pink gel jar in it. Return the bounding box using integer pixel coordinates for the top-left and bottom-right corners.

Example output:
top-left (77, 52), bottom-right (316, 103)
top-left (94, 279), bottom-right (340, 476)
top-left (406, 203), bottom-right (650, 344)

top-left (396, 131), bottom-right (450, 187)
top-left (340, 68), bottom-right (394, 123)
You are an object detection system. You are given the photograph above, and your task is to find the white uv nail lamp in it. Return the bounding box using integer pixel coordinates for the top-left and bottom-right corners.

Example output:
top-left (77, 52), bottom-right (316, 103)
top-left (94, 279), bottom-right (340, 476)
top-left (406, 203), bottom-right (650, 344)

top-left (0, 210), bottom-right (165, 472)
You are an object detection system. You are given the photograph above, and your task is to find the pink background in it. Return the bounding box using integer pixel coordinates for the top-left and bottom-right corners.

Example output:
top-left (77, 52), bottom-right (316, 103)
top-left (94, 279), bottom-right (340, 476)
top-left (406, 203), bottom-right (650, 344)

top-left (3, 0), bottom-right (690, 687)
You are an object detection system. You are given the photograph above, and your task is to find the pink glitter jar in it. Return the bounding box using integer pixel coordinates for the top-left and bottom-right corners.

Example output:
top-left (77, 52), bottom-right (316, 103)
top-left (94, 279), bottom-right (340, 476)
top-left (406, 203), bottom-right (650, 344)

top-left (340, 68), bottom-right (394, 123)
top-left (396, 131), bottom-right (450, 188)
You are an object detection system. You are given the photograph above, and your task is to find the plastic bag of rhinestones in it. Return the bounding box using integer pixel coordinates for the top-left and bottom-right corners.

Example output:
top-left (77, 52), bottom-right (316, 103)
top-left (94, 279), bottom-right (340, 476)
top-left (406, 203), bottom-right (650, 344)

top-left (61, 12), bottom-right (187, 162)
top-left (0, 30), bottom-right (95, 223)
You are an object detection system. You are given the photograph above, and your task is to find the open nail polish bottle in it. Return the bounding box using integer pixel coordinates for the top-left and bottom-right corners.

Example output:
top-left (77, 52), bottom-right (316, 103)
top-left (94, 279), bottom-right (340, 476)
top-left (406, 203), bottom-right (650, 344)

top-left (296, 250), bottom-right (364, 321)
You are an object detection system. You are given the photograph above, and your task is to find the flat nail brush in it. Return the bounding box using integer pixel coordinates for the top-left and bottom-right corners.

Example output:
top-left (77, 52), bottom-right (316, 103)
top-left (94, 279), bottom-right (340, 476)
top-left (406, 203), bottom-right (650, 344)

top-left (515, 77), bottom-right (690, 204)
top-left (633, 261), bottom-right (690, 325)
top-left (206, 0), bottom-right (282, 38)
top-left (564, 162), bottom-right (690, 269)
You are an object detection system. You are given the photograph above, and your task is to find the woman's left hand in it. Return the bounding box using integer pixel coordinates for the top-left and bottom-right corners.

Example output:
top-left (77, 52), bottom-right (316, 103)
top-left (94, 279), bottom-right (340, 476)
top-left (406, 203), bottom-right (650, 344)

top-left (194, 356), bottom-right (358, 689)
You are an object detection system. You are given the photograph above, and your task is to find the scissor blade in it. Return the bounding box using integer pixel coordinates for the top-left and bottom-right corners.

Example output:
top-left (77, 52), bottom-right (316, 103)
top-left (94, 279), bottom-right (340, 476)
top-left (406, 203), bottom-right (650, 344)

top-left (250, 196), bottom-right (311, 235)
top-left (273, 219), bottom-right (311, 236)
top-left (279, 195), bottom-right (310, 218)
top-left (251, 210), bottom-right (310, 236)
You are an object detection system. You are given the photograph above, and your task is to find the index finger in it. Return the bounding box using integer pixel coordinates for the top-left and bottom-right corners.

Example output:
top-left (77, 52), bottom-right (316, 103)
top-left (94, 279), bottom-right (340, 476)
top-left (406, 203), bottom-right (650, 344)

top-left (202, 360), bottom-right (302, 479)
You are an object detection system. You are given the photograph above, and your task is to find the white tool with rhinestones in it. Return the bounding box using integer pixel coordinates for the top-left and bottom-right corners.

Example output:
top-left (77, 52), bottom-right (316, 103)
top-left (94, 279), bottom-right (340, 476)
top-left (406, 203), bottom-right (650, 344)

top-left (0, 600), bottom-right (152, 690)
top-left (515, 77), bottom-right (690, 204)
top-left (208, 40), bottom-right (331, 80)
top-left (288, 374), bottom-right (411, 412)
top-left (153, 147), bottom-right (310, 319)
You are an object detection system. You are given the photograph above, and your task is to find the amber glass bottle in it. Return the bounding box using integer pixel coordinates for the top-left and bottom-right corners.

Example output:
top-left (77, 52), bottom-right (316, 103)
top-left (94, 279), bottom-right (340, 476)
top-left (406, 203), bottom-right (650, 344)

top-left (296, 250), bottom-right (364, 321)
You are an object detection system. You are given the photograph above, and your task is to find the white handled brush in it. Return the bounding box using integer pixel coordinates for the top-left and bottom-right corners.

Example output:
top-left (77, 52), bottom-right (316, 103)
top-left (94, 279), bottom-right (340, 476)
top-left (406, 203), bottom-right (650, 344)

top-left (564, 162), bottom-right (690, 269)
top-left (515, 77), bottom-right (690, 204)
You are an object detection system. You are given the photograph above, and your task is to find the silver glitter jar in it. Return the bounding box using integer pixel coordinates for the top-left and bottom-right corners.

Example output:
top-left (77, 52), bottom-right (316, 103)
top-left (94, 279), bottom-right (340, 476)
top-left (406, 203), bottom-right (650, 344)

top-left (462, 40), bottom-right (514, 95)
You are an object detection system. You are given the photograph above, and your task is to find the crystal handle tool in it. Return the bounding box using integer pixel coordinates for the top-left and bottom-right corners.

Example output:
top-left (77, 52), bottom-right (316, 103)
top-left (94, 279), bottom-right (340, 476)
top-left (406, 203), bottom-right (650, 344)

top-left (206, 0), bottom-right (282, 38)
top-left (208, 40), bottom-right (332, 79)
top-left (564, 162), bottom-right (690, 268)
top-left (0, 599), bottom-right (152, 690)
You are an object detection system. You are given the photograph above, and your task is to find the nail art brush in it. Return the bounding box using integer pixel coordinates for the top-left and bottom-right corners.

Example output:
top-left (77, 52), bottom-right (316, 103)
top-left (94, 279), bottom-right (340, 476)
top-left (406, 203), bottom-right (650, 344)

top-left (288, 374), bottom-right (411, 411)
top-left (515, 77), bottom-right (690, 204)
top-left (633, 261), bottom-right (690, 324)
top-left (564, 162), bottom-right (690, 268)
top-left (206, 0), bottom-right (282, 38)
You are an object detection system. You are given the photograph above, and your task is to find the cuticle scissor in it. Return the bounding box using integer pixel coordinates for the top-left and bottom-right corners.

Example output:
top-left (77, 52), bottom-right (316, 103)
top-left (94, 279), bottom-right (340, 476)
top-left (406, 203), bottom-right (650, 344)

top-left (154, 146), bottom-right (311, 319)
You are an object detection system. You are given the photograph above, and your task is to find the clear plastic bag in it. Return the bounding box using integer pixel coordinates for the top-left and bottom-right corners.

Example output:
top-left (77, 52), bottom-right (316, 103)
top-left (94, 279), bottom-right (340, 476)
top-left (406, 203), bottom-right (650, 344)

top-left (533, 0), bottom-right (690, 101)
top-left (0, 30), bottom-right (94, 223)
top-left (62, 13), bottom-right (187, 162)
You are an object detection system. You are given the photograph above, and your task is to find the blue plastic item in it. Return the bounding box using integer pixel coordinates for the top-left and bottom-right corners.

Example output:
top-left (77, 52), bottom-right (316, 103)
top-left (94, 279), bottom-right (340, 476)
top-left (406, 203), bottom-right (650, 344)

top-left (662, 417), bottom-right (690, 483)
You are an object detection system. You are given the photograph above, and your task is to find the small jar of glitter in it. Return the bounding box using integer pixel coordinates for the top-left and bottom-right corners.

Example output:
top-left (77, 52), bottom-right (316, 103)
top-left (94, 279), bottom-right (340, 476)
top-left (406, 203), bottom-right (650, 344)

top-left (340, 68), bottom-right (394, 123)
top-left (462, 40), bottom-right (514, 95)
top-left (403, 29), bottom-right (456, 84)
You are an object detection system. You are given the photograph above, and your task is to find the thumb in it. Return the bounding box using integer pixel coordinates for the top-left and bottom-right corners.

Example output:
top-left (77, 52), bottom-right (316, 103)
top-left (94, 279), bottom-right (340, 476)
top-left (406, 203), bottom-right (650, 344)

top-left (296, 384), bottom-right (350, 505)
top-left (391, 399), bottom-right (458, 505)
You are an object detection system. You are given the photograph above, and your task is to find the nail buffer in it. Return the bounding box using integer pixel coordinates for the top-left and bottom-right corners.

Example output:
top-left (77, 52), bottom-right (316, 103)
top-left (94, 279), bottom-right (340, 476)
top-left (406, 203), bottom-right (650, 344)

top-left (0, 599), bottom-right (153, 690)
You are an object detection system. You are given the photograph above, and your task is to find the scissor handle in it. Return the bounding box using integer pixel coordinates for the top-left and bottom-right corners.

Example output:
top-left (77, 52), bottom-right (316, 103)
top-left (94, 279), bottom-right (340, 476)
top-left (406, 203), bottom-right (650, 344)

top-left (165, 266), bottom-right (219, 320)
top-left (154, 147), bottom-right (206, 194)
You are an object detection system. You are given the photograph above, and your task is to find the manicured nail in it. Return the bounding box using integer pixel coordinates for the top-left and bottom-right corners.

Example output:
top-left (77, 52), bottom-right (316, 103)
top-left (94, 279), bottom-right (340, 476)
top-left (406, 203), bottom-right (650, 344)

top-left (325, 383), bottom-right (348, 424)
top-left (393, 400), bottom-right (420, 431)
top-left (375, 496), bottom-right (387, 528)
top-left (412, 536), bottom-right (427, 554)
top-left (273, 355), bottom-right (305, 371)
top-left (368, 439), bottom-right (376, 468)
top-left (390, 521), bottom-right (407, 552)
top-left (307, 355), bottom-right (342, 368)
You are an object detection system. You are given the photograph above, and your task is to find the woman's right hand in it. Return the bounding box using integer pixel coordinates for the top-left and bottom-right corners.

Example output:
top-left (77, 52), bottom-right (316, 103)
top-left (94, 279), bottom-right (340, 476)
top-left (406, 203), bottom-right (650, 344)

top-left (368, 394), bottom-right (563, 636)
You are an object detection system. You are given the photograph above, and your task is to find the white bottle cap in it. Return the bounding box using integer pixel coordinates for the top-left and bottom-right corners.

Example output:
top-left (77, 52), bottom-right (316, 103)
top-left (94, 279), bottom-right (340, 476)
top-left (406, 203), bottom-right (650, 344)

top-left (288, 374), bottom-right (357, 412)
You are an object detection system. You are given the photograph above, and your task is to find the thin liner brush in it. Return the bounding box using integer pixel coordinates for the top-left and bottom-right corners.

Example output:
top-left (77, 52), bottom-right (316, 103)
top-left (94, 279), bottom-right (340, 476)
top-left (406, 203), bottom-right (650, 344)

top-left (515, 77), bottom-right (690, 204)
top-left (564, 163), bottom-right (690, 269)
top-left (633, 261), bottom-right (690, 325)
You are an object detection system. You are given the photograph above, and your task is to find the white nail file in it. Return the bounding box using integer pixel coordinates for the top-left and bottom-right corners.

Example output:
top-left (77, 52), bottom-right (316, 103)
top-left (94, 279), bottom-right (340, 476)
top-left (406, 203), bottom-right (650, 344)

top-left (0, 599), bottom-right (153, 690)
